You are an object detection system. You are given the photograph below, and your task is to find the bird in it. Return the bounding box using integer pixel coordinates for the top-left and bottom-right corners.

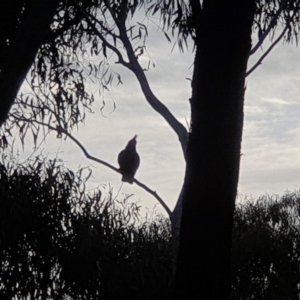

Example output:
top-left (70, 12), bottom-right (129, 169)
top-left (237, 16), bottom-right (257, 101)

top-left (118, 135), bottom-right (140, 184)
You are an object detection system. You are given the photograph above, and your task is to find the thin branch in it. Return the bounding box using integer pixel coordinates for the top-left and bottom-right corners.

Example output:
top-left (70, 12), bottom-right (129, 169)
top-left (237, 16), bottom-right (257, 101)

top-left (246, 25), bottom-right (288, 77)
top-left (250, 0), bottom-right (288, 55)
top-left (117, 16), bottom-right (189, 157)
top-left (82, 5), bottom-right (120, 41)
top-left (10, 115), bottom-right (172, 217)
top-left (133, 179), bottom-right (172, 216)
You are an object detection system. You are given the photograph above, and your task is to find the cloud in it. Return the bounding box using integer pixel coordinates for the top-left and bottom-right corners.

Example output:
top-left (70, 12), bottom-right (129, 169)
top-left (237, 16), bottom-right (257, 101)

top-left (261, 97), bottom-right (299, 105)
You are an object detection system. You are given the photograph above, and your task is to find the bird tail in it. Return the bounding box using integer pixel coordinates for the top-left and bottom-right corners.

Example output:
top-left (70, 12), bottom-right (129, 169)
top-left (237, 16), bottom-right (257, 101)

top-left (122, 174), bottom-right (134, 184)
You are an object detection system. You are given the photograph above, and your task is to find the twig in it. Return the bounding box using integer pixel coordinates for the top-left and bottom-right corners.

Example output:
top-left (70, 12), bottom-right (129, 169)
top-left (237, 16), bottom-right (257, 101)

top-left (19, 131), bottom-right (50, 164)
top-left (133, 179), bottom-right (172, 216)
top-left (73, 0), bottom-right (130, 67)
top-left (246, 25), bottom-right (288, 77)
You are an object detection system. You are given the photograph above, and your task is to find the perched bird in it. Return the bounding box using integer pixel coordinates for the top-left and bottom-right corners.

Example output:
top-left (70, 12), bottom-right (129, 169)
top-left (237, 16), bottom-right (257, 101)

top-left (118, 135), bottom-right (140, 184)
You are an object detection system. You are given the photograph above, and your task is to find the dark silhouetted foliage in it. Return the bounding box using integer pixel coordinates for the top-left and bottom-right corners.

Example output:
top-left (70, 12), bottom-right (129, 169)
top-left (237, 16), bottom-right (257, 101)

top-left (231, 194), bottom-right (300, 300)
top-left (1, 155), bottom-right (300, 299)
top-left (0, 156), bottom-right (172, 300)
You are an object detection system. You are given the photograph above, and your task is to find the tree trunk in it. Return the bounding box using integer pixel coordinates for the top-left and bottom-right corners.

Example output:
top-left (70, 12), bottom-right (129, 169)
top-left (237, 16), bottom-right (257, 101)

top-left (174, 1), bottom-right (255, 299)
top-left (0, 0), bottom-right (59, 127)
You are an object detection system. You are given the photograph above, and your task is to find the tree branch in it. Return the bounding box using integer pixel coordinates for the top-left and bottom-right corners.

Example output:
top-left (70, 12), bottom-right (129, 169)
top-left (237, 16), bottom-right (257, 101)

top-left (102, 0), bottom-right (118, 23)
top-left (117, 17), bottom-right (189, 157)
top-left (9, 115), bottom-right (172, 217)
top-left (133, 179), bottom-right (172, 217)
top-left (73, 1), bottom-right (130, 68)
top-left (246, 24), bottom-right (289, 77)
top-left (75, 0), bottom-right (188, 158)
top-left (250, 0), bottom-right (288, 55)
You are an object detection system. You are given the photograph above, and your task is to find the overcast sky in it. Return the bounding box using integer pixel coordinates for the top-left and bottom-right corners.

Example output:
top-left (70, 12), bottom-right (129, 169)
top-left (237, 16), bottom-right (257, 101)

top-left (14, 23), bottom-right (300, 216)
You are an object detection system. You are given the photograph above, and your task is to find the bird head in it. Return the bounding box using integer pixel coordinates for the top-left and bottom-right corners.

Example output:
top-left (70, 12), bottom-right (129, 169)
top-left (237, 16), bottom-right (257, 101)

top-left (127, 134), bottom-right (138, 148)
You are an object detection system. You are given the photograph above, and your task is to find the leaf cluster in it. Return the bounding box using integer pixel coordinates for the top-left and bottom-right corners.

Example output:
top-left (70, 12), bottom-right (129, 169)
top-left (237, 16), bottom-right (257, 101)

top-left (147, 0), bottom-right (194, 52)
top-left (254, 0), bottom-right (300, 44)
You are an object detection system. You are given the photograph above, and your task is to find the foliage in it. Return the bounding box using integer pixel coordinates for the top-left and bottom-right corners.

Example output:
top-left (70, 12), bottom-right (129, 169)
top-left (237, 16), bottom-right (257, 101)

top-left (150, 0), bottom-right (300, 50)
top-left (0, 156), bottom-right (173, 300)
top-left (1, 156), bottom-right (300, 299)
top-left (231, 193), bottom-right (300, 300)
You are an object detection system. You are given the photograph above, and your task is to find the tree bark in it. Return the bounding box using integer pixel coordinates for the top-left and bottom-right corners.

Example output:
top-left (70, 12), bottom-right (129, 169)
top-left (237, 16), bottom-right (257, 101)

top-left (0, 0), bottom-right (59, 127)
top-left (174, 1), bottom-right (255, 299)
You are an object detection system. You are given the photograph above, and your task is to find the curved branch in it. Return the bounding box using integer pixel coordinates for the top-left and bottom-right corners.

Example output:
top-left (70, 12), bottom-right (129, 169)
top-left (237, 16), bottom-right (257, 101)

top-left (118, 20), bottom-right (189, 158)
top-left (74, 0), bottom-right (188, 158)
top-left (133, 179), bottom-right (172, 217)
top-left (10, 115), bottom-right (172, 217)
top-left (132, 65), bottom-right (189, 158)
top-left (67, 127), bottom-right (172, 216)
top-left (246, 25), bottom-right (288, 77)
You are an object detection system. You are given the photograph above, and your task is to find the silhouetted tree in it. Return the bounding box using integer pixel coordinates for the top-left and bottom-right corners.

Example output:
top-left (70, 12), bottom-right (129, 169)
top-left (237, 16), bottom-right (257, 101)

top-left (1, 1), bottom-right (300, 299)
top-left (153, 0), bottom-right (300, 299)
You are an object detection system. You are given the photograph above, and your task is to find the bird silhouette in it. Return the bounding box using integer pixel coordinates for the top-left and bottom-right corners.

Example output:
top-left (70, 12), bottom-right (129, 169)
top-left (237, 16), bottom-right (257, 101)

top-left (118, 135), bottom-right (140, 184)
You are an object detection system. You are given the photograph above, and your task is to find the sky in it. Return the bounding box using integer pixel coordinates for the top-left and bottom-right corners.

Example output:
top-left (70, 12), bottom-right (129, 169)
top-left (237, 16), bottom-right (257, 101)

top-left (12, 21), bottom-right (300, 217)
top-left (241, 39), bottom-right (300, 202)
